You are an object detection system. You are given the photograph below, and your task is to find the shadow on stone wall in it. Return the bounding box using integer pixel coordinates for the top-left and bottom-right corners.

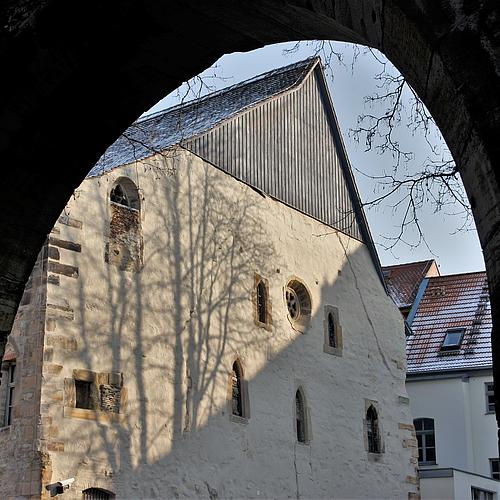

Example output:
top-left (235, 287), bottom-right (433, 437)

top-left (48, 159), bottom-right (414, 499)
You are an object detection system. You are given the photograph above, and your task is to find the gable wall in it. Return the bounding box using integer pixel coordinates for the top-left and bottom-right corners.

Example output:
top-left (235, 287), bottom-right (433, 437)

top-left (186, 68), bottom-right (364, 241)
top-left (31, 149), bottom-right (418, 498)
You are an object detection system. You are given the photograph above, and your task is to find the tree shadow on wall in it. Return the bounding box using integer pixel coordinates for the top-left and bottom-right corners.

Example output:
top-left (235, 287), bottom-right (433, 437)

top-left (62, 152), bottom-right (275, 494)
top-left (48, 149), bottom-right (411, 499)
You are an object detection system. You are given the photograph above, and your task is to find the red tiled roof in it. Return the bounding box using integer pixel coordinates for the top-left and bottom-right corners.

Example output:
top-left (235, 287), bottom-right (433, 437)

top-left (407, 271), bottom-right (491, 374)
top-left (382, 260), bottom-right (437, 309)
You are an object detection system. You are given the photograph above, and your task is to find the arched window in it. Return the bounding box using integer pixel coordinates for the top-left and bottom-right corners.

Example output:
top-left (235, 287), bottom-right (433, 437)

top-left (229, 359), bottom-right (249, 422)
top-left (106, 177), bottom-right (143, 271)
top-left (328, 312), bottom-right (336, 348)
top-left (323, 306), bottom-right (343, 355)
top-left (257, 280), bottom-right (267, 324)
top-left (109, 177), bottom-right (140, 210)
top-left (366, 405), bottom-right (381, 453)
top-left (414, 418), bottom-right (436, 464)
top-left (295, 389), bottom-right (307, 443)
top-left (82, 487), bottom-right (115, 499)
top-left (231, 361), bottom-right (243, 417)
top-left (110, 184), bottom-right (129, 207)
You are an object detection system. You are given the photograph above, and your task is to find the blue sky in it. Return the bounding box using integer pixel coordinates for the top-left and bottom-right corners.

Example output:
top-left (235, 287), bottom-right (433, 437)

top-left (146, 42), bottom-right (485, 276)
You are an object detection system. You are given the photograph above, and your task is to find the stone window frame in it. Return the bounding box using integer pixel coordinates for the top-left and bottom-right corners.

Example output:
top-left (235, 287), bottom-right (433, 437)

top-left (0, 341), bottom-right (19, 429)
top-left (253, 273), bottom-right (272, 330)
top-left (227, 358), bottom-right (250, 424)
top-left (293, 384), bottom-right (312, 445)
top-left (323, 305), bottom-right (343, 356)
top-left (63, 369), bottom-right (126, 423)
top-left (0, 361), bottom-right (16, 428)
top-left (284, 277), bottom-right (312, 333)
top-left (363, 399), bottom-right (384, 459)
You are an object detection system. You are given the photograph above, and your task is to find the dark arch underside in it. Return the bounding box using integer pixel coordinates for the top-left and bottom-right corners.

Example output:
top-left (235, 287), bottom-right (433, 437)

top-left (1, 0), bottom-right (500, 437)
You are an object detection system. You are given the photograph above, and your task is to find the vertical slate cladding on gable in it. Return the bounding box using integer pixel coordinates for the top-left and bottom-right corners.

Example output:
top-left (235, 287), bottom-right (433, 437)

top-left (185, 68), bottom-right (363, 241)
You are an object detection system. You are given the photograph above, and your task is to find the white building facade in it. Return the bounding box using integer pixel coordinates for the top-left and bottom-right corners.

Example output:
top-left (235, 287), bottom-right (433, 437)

top-left (384, 264), bottom-right (500, 500)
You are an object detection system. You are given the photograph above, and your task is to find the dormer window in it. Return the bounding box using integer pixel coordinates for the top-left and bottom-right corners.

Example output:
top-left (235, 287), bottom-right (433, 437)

top-left (441, 328), bottom-right (465, 351)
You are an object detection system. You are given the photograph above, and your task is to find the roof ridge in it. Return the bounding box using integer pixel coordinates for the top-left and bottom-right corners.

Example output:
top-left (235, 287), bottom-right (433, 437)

top-left (138, 57), bottom-right (320, 125)
top-left (427, 270), bottom-right (487, 280)
top-left (382, 259), bottom-right (435, 269)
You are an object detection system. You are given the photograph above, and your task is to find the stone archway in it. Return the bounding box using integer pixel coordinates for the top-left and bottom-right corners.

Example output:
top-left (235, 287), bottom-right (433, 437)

top-left (2, 0), bottom-right (499, 428)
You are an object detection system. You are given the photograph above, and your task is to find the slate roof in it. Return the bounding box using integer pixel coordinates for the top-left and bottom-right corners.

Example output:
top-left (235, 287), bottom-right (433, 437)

top-left (89, 58), bottom-right (318, 177)
top-left (406, 271), bottom-right (492, 374)
top-left (382, 260), bottom-right (436, 309)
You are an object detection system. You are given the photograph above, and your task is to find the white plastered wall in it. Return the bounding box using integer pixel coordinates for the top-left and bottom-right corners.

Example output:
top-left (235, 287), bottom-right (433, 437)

top-left (40, 148), bottom-right (418, 499)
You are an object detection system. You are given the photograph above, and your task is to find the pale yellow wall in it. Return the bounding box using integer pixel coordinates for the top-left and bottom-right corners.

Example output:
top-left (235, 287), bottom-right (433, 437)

top-left (38, 147), bottom-right (417, 498)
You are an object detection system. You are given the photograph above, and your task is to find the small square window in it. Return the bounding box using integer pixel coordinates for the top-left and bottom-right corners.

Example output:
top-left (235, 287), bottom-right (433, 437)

top-left (75, 380), bottom-right (96, 410)
top-left (486, 382), bottom-right (495, 414)
top-left (440, 328), bottom-right (465, 351)
top-left (490, 458), bottom-right (499, 480)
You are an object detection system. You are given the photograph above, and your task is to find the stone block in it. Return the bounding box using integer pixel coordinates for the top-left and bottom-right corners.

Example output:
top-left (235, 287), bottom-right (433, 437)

top-left (108, 372), bottom-right (123, 386)
top-left (43, 347), bottom-right (54, 362)
top-left (22, 426), bottom-right (34, 441)
top-left (398, 423), bottom-right (414, 431)
top-left (402, 438), bottom-right (418, 448)
top-left (43, 364), bottom-right (63, 376)
top-left (23, 375), bottom-right (37, 390)
top-left (46, 303), bottom-right (74, 321)
top-left (58, 215), bottom-right (83, 229)
top-left (47, 441), bottom-right (64, 452)
top-left (48, 246), bottom-right (60, 261)
top-left (48, 261), bottom-right (79, 279)
top-left (398, 395), bottom-right (410, 405)
top-left (46, 318), bottom-right (57, 332)
top-left (47, 274), bottom-right (60, 286)
top-left (46, 334), bottom-right (77, 352)
top-left (49, 236), bottom-right (82, 253)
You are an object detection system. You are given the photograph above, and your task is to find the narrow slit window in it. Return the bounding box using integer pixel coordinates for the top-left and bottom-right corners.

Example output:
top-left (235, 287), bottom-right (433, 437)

top-left (296, 389), bottom-right (306, 443)
top-left (366, 405), bottom-right (380, 453)
top-left (231, 362), bottom-right (243, 417)
top-left (4, 363), bottom-right (16, 426)
top-left (328, 312), bottom-right (336, 348)
top-left (257, 280), bottom-right (267, 324)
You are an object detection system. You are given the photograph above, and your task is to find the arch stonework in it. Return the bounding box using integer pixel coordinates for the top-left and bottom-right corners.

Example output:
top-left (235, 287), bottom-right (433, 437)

top-left (1, 0), bottom-right (499, 433)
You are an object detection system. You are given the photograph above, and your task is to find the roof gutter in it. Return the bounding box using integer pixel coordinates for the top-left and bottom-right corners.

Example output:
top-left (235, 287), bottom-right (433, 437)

top-left (406, 366), bottom-right (493, 381)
